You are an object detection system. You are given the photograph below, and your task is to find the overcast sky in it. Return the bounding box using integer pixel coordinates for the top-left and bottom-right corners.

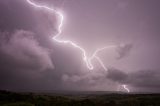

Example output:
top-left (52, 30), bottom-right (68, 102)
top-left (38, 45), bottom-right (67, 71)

top-left (0, 0), bottom-right (160, 92)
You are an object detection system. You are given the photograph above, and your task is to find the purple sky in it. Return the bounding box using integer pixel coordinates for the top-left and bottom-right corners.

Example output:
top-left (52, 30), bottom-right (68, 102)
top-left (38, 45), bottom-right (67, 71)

top-left (0, 0), bottom-right (160, 92)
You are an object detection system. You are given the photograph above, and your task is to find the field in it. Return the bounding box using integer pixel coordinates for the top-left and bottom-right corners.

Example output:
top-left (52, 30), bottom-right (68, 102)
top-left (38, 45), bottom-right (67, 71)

top-left (0, 90), bottom-right (160, 106)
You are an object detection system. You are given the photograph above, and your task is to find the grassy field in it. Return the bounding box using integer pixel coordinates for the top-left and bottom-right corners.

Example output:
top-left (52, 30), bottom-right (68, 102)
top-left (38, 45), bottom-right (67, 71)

top-left (0, 90), bottom-right (160, 106)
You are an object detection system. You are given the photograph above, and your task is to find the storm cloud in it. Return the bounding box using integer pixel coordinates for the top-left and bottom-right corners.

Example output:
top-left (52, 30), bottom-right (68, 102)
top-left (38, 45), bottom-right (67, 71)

top-left (0, 0), bottom-right (160, 92)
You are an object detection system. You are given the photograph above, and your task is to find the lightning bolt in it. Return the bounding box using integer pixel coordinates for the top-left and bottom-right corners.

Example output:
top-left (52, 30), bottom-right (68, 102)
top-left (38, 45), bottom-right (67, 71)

top-left (122, 84), bottom-right (130, 93)
top-left (26, 0), bottom-right (115, 70)
top-left (26, 0), bottom-right (130, 92)
top-left (117, 84), bottom-right (130, 93)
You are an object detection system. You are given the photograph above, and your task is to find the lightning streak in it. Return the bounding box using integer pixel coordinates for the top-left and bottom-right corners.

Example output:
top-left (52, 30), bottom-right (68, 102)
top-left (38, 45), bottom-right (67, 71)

top-left (26, 0), bottom-right (130, 92)
top-left (122, 84), bottom-right (130, 93)
top-left (26, 0), bottom-right (114, 70)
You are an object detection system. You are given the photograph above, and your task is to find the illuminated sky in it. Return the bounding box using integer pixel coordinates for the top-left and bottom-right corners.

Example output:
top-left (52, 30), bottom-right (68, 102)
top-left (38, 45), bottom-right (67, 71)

top-left (0, 0), bottom-right (160, 92)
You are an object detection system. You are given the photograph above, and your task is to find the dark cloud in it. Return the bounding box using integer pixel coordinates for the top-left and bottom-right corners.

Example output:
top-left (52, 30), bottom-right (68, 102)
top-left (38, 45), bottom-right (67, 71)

top-left (0, 30), bottom-right (55, 91)
top-left (107, 68), bottom-right (128, 83)
top-left (128, 70), bottom-right (160, 89)
top-left (106, 68), bottom-right (160, 92)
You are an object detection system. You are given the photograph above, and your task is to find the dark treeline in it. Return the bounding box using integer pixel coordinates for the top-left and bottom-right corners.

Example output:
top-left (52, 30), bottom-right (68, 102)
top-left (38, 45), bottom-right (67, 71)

top-left (0, 90), bottom-right (160, 106)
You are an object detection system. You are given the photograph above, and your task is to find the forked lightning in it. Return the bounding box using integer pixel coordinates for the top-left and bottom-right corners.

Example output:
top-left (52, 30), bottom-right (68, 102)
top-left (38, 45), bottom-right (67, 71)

top-left (26, 0), bottom-right (130, 92)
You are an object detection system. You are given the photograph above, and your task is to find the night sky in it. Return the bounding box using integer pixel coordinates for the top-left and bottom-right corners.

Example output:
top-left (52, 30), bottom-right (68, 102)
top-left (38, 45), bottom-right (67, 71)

top-left (0, 0), bottom-right (160, 92)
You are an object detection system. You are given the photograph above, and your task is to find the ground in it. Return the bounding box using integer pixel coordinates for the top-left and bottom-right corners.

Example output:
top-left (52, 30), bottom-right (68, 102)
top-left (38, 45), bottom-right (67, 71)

top-left (0, 90), bottom-right (160, 106)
